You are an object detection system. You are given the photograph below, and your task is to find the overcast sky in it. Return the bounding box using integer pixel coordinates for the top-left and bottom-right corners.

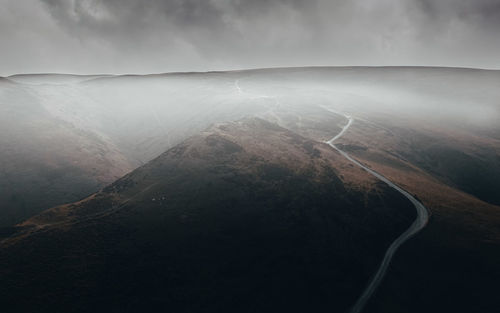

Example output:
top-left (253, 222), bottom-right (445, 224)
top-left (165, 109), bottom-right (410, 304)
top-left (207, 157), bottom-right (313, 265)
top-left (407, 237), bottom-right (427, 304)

top-left (1, 0), bottom-right (499, 75)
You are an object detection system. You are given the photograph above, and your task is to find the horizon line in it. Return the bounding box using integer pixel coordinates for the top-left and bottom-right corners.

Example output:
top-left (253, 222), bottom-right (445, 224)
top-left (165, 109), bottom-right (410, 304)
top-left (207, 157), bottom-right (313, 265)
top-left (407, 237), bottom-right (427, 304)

top-left (4, 64), bottom-right (499, 78)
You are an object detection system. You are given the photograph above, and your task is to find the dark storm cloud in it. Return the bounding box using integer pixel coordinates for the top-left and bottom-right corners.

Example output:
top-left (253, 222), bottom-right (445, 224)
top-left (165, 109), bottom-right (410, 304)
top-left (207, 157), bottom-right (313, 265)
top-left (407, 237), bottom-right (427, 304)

top-left (416, 0), bottom-right (500, 25)
top-left (38, 0), bottom-right (316, 49)
top-left (1, 0), bottom-right (499, 75)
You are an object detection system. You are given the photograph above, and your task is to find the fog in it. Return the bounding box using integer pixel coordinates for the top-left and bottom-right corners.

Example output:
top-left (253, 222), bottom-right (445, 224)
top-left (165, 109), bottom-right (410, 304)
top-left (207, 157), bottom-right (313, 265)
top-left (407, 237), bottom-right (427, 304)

top-left (1, 66), bottom-right (500, 225)
top-left (4, 67), bottom-right (500, 164)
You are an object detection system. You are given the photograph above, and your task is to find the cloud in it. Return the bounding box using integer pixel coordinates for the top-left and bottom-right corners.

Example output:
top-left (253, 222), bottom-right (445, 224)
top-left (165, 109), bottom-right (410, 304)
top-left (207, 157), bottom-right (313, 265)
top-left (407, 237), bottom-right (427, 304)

top-left (1, 0), bottom-right (499, 74)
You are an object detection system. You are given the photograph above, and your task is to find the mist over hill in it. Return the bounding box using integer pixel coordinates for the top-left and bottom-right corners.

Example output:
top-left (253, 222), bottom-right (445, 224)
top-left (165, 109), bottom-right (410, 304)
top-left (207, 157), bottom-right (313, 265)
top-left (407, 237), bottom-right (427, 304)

top-left (1, 66), bottom-right (499, 312)
top-left (1, 67), bottom-right (499, 226)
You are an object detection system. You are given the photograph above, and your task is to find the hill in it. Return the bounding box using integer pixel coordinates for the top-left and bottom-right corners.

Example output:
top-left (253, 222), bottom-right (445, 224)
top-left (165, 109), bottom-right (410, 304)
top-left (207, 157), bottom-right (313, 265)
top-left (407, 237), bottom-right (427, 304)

top-left (1, 66), bottom-right (499, 227)
top-left (0, 118), bottom-right (415, 313)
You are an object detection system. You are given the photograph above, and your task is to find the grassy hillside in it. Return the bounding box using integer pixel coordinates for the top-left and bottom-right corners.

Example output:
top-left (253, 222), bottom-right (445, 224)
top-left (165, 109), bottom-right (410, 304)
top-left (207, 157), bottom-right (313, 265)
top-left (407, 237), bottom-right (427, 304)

top-left (0, 118), bottom-right (415, 313)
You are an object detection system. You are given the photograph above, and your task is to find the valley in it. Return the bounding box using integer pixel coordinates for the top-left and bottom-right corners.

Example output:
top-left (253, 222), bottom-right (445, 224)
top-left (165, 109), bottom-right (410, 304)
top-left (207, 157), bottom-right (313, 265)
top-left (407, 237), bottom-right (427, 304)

top-left (0, 67), bottom-right (499, 312)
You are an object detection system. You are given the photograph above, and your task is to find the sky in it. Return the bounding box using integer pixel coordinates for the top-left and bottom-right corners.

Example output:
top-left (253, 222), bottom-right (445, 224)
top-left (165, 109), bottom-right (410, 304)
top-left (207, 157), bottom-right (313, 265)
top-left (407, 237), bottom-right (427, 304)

top-left (1, 0), bottom-right (500, 75)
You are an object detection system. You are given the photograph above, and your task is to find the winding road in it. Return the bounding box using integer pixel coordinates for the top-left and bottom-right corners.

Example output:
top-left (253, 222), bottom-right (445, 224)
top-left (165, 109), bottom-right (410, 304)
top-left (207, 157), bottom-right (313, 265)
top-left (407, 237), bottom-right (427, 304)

top-left (324, 109), bottom-right (429, 313)
top-left (234, 80), bottom-right (429, 312)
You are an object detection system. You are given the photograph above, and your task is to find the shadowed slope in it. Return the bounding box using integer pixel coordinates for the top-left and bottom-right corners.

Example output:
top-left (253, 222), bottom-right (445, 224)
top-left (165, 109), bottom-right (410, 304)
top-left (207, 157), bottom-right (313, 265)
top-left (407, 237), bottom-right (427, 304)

top-left (0, 118), bottom-right (415, 313)
top-left (329, 113), bottom-right (500, 313)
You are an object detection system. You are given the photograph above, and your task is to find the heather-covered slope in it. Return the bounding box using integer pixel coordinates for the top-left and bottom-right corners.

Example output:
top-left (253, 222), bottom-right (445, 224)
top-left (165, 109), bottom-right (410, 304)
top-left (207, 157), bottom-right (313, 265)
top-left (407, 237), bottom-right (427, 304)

top-left (0, 118), bottom-right (415, 313)
top-left (0, 72), bottom-right (265, 226)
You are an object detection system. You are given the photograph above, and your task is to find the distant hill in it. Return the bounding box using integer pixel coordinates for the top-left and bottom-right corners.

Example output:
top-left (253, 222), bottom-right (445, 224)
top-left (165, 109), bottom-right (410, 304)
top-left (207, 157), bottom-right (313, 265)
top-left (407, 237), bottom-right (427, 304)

top-left (7, 73), bottom-right (113, 85)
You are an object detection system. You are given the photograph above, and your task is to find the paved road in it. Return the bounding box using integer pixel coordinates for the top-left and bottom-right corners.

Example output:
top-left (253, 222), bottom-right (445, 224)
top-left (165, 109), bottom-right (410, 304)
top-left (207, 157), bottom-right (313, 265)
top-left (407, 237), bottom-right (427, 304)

top-left (324, 109), bottom-right (429, 313)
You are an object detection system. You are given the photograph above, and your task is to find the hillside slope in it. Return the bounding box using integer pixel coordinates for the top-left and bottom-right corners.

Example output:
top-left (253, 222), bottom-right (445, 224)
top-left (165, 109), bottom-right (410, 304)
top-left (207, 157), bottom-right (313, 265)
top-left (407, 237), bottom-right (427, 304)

top-left (329, 113), bottom-right (500, 313)
top-left (0, 118), bottom-right (415, 313)
top-left (0, 81), bottom-right (132, 227)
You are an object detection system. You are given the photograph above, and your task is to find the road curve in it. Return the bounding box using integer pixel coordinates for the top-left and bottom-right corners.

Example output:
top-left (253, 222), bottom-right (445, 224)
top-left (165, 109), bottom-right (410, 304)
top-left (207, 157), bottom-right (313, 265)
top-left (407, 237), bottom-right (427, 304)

top-left (324, 110), bottom-right (429, 313)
